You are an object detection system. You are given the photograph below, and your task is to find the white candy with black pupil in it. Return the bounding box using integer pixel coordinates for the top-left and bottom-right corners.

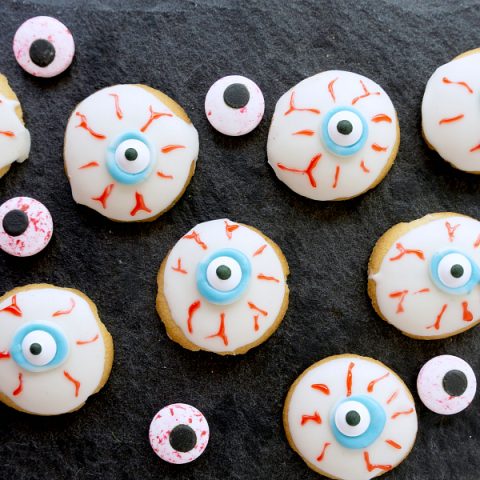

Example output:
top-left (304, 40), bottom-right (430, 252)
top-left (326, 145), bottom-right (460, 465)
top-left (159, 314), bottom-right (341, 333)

top-left (334, 400), bottom-right (370, 437)
top-left (115, 139), bottom-right (150, 174)
top-left (22, 330), bottom-right (57, 366)
top-left (206, 256), bottom-right (242, 291)
top-left (437, 253), bottom-right (472, 289)
top-left (328, 111), bottom-right (363, 147)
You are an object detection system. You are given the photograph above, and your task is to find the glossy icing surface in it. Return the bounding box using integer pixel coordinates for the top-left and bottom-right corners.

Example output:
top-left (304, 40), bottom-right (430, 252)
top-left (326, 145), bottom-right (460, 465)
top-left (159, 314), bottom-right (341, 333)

top-left (64, 84), bottom-right (199, 221)
top-left (286, 355), bottom-right (417, 480)
top-left (422, 51), bottom-right (480, 172)
top-left (0, 286), bottom-right (108, 415)
top-left (267, 70), bottom-right (398, 200)
top-left (370, 215), bottom-right (480, 338)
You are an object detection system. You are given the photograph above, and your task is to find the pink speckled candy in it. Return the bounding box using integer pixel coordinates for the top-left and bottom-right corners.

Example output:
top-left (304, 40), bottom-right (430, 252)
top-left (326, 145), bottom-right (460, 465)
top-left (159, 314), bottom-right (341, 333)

top-left (205, 75), bottom-right (265, 136)
top-left (149, 403), bottom-right (209, 464)
top-left (417, 355), bottom-right (476, 415)
top-left (13, 16), bottom-right (75, 78)
top-left (0, 197), bottom-right (53, 257)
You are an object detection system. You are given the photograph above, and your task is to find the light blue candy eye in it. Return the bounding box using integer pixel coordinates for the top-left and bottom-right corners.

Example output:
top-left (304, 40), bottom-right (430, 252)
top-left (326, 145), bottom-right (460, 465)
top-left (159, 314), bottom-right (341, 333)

top-left (330, 395), bottom-right (386, 449)
top-left (430, 250), bottom-right (480, 295)
top-left (321, 106), bottom-right (368, 156)
top-left (10, 322), bottom-right (70, 372)
top-left (106, 131), bottom-right (156, 185)
top-left (196, 248), bottom-right (251, 305)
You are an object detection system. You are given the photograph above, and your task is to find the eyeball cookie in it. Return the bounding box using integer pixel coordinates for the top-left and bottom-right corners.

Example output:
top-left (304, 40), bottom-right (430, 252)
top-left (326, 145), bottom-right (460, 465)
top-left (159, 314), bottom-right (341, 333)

top-left (13, 16), bottom-right (75, 78)
top-left (64, 84), bottom-right (199, 222)
top-left (149, 403), bottom-right (209, 464)
top-left (267, 70), bottom-right (399, 200)
top-left (0, 284), bottom-right (113, 415)
top-left (422, 49), bottom-right (480, 173)
top-left (0, 74), bottom-right (30, 178)
top-left (205, 75), bottom-right (265, 136)
top-left (0, 197), bottom-right (53, 257)
top-left (417, 355), bottom-right (476, 415)
top-left (284, 355), bottom-right (417, 480)
top-left (156, 219), bottom-right (289, 354)
top-left (368, 213), bottom-right (480, 339)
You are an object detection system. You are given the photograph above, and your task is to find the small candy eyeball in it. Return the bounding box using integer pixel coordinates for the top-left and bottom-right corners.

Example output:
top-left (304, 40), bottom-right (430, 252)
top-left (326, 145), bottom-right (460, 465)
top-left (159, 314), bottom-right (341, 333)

top-left (13, 16), bottom-right (75, 78)
top-left (417, 355), bottom-right (476, 415)
top-left (0, 197), bottom-right (53, 257)
top-left (149, 403), bottom-right (209, 464)
top-left (205, 75), bottom-right (265, 136)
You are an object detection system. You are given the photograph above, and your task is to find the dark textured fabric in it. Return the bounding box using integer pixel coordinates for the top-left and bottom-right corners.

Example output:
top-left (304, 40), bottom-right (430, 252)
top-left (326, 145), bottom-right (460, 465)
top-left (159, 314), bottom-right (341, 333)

top-left (1, 1), bottom-right (479, 479)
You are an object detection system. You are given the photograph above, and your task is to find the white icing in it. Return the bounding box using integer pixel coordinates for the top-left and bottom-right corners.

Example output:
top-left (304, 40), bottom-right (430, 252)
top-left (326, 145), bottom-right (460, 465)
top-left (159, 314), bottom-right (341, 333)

top-left (0, 95), bottom-right (30, 171)
top-left (267, 70), bottom-right (398, 200)
top-left (64, 84), bottom-right (199, 222)
top-left (417, 355), bottom-right (476, 415)
top-left (0, 286), bottom-right (108, 415)
top-left (422, 51), bottom-right (480, 172)
top-left (13, 16), bottom-right (75, 78)
top-left (149, 403), bottom-right (209, 464)
top-left (370, 215), bottom-right (480, 338)
top-left (205, 75), bottom-right (265, 136)
top-left (286, 355), bottom-right (417, 480)
top-left (0, 197), bottom-right (53, 257)
top-left (162, 219), bottom-right (287, 353)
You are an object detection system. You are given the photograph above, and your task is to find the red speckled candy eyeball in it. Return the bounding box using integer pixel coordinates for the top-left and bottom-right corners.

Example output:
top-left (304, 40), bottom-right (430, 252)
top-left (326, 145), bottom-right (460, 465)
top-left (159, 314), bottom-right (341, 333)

top-left (205, 75), bottom-right (265, 136)
top-left (0, 197), bottom-right (53, 257)
top-left (149, 403), bottom-right (209, 464)
top-left (13, 16), bottom-right (75, 78)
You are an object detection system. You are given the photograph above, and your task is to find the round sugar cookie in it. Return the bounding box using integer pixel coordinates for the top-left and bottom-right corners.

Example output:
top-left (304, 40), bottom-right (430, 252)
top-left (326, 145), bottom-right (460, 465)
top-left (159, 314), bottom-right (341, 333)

top-left (149, 403), bottom-right (209, 464)
top-left (0, 284), bottom-right (113, 415)
top-left (156, 219), bottom-right (289, 354)
top-left (0, 74), bottom-right (30, 178)
top-left (422, 48), bottom-right (480, 173)
top-left (13, 16), bottom-right (75, 78)
top-left (284, 354), bottom-right (417, 480)
top-left (368, 213), bottom-right (480, 339)
top-left (267, 70), bottom-right (399, 200)
top-left (64, 84), bottom-right (199, 222)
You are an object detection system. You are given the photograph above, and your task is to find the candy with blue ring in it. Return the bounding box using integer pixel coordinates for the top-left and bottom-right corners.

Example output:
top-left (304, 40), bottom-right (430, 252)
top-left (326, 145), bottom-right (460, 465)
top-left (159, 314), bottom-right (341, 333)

top-left (10, 321), bottom-right (70, 373)
top-left (196, 248), bottom-right (252, 305)
top-left (321, 106), bottom-right (368, 156)
top-left (429, 249), bottom-right (480, 295)
top-left (330, 395), bottom-right (386, 449)
top-left (106, 130), bottom-right (156, 185)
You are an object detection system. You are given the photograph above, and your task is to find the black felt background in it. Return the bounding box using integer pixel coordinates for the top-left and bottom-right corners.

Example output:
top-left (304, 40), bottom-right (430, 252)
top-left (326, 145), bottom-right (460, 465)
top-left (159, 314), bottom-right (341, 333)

top-left (0, 1), bottom-right (479, 479)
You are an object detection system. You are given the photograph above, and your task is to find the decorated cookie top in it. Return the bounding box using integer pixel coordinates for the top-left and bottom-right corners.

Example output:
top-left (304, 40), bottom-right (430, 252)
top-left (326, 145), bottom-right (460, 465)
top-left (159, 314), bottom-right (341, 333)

top-left (149, 403), bottom-right (209, 464)
top-left (284, 355), bottom-right (417, 480)
top-left (0, 285), bottom-right (112, 415)
top-left (417, 355), bottom-right (476, 415)
top-left (158, 219), bottom-right (289, 354)
top-left (0, 197), bottom-right (53, 257)
top-left (369, 213), bottom-right (480, 339)
top-left (422, 50), bottom-right (480, 172)
top-left (64, 84), bottom-right (199, 222)
top-left (13, 16), bottom-right (75, 78)
top-left (267, 70), bottom-right (399, 200)
top-left (0, 87), bottom-right (30, 172)
top-left (205, 75), bottom-right (265, 136)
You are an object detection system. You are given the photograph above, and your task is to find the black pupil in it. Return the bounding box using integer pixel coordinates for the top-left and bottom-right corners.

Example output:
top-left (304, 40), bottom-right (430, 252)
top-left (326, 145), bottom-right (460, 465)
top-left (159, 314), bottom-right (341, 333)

top-left (29, 343), bottom-right (42, 355)
top-left (223, 83), bottom-right (250, 109)
top-left (125, 148), bottom-right (138, 161)
top-left (450, 264), bottom-right (464, 278)
top-left (169, 424), bottom-right (197, 452)
top-left (29, 39), bottom-right (56, 68)
top-left (216, 265), bottom-right (232, 280)
top-left (345, 410), bottom-right (361, 426)
top-left (337, 120), bottom-right (353, 135)
top-left (2, 209), bottom-right (29, 237)
top-left (443, 369), bottom-right (468, 397)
